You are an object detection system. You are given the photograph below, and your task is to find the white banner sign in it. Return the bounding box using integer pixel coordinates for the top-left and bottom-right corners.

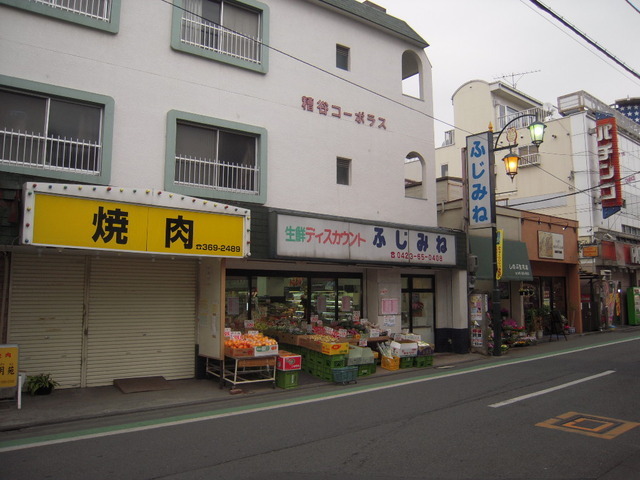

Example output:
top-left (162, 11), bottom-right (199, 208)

top-left (276, 215), bottom-right (456, 266)
top-left (466, 132), bottom-right (493, 229)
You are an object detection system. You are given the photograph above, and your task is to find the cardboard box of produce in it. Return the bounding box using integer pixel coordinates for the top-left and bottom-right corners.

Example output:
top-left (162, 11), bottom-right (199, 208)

top-left (277, 351), bottom-right (302, 371)
top-left (390, 340), bottom-right (418, 357)
top-left (253, 344), bottom-right (279, 356)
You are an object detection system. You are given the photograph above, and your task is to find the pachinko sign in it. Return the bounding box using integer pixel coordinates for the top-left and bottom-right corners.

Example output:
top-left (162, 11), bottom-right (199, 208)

top-left (597, 116), bottom-right (622, 219)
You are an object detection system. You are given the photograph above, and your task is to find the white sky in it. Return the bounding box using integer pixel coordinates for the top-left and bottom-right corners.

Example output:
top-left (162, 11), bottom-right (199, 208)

top-left (373, 0), bottom-right (640, 143)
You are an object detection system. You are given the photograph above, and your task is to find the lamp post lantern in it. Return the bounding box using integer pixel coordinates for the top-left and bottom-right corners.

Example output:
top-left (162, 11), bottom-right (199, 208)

top-left (466, 114), bottom-right (546, 356)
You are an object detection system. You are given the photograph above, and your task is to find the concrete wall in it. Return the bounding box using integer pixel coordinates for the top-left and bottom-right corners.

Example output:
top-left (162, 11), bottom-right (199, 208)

top-left (0, 0), bottom-right (437, 227)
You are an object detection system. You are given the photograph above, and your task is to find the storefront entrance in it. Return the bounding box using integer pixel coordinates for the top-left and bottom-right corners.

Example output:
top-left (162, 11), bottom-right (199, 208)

top-left (401, 275), bottom-right (435, 345)
top-left (522, 276), bottom-right (567, 331)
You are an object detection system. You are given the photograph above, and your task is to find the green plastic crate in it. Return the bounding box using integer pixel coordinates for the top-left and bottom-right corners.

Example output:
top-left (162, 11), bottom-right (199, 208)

top-left (414, 356), bottom-right (433, 368)
top-left (276, 370), bottom-right (299, 389)
top-left (357, 363), bottom-right (376, 377)
top-left (320, 354), bottom-right (346, 369)
top-left (399, 356), bottom-right (414, 368)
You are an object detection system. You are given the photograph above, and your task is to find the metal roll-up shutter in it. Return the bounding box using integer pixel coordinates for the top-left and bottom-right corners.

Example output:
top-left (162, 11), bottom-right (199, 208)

top-left (8, 253), bottom-right (86, 388)
top-left (86, 256), bottom-right (196, 387)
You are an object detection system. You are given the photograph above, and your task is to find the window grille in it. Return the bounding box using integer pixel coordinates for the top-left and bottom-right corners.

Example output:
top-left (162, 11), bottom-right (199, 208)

top-left (174, 122), bottom-right (259, 194)
top-left (0, 89), bottom-right (103, 174)
top-left (181, 0), bottom-right (262, 64)
top-left (30, 0), bottom-right (112, 21)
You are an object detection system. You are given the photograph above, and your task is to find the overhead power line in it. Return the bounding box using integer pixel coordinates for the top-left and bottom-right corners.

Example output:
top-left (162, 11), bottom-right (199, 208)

top-left (528, 0), bottom-right (640, 81)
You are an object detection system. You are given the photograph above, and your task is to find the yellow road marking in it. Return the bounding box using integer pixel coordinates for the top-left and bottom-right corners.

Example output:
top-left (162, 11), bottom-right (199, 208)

top-left (537, 411), bottom-right (640, 440)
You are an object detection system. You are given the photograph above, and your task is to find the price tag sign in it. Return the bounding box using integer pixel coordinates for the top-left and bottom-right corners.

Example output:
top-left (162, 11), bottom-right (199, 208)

top-left (324, 326), bottom-right (334, 336)
top-left (0, 345), bottom-right (18, 388)
top-left (247, 330), bottom-right (259, 336)
top-left (244, 320), bottom-right (255, 330)
top-left (338, 329), bottom-right (348, 338)
top-left (223, 328), bottom-right (232, 338)
top-left (230, 331), bottom-right (243, 339)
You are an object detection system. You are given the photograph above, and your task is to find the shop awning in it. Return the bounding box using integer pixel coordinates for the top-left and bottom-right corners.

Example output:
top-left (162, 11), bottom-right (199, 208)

top-left (469, 236), bottom-right (533, 281)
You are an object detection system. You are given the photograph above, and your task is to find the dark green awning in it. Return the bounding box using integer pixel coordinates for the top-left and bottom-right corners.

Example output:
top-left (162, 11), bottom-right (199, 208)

top-left (469, 236), bottom-right (533, 281)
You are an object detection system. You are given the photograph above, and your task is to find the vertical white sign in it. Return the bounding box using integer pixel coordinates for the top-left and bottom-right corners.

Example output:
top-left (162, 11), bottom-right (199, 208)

top-left (467, 133), bottom-right (492, 229)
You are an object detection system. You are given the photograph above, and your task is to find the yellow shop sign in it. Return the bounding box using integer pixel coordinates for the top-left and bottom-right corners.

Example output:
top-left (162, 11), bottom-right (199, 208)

top-left (23, 185), bottom-right (248, 258)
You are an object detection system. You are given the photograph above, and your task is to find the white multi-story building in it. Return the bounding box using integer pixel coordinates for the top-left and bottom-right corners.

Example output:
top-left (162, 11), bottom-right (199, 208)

top-left (435, 79), bottom-right (640, 331)
top-left (0, 0), bottom-right (468, 388)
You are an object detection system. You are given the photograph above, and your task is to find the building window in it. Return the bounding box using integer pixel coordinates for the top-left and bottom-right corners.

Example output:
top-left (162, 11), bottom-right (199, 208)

top-left (517, 144), bottom-right (540, 167)
top-left (337, 157), bottom-right (351, 185)
top-left (174, 0), bottom-right (268, 72)
top-left (336, 44), bottom-right (349, 70)
top-left (0, 80), bottom-right (113, 183)
top-left (225, 272), bottom-right (362, 328)
top-left (443, 129), bottom-right (455, 146)
top-left (166, 110), bottom-right (266, 203)
top-left (440, 164), bottom-right (448, 177)
top-left (176, 122), bottom-right (257, 192)
top-left (404, 153), bottom-right (426, 199)
top-left (2, 0), bottom-right (121, 32)
top-left (401, 50), bottom-right (422, 99)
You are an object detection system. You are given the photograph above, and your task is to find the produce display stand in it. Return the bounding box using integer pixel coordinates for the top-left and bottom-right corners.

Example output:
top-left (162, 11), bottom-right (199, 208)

top-left (205, 355), bottom-right (277, 389)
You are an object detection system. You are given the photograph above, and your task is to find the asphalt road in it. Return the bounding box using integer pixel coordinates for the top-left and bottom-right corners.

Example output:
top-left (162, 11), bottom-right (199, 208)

top-left (2, 336), bottom-right (639, 479)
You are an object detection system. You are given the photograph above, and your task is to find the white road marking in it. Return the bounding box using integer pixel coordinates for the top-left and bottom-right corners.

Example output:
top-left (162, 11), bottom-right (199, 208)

top-left (1, 337), bottom-right (637, 452)
top-left (489, 370), bottom-right (616, 408)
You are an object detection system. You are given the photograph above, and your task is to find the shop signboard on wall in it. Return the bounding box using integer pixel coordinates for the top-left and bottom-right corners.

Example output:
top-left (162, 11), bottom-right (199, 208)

top-left (300, 95), bottom-right (387, 130)
top-left (276, 214), bottom-right (456, 266)
top-left (466, 132), bottom-right (493, 229)
top-left (21, 183), bottom-right (249, 257)
top-left (538, 231), bottom-right (564, 259)
top-left (597, 116), bottom-right (622, 219)
top-left (581, 244), bottom-right (599, 258)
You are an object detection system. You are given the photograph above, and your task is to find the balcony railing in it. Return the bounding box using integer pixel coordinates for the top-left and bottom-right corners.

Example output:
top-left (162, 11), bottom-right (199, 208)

top-left (175, 155), bottom-right (259, 194)
top-left (181, 17), bottom-right (261, 64)
top-left (558, 91), bottom-right (640, 142)
top-left (31, 0), bottom-right (112, 21)
top-left (518, 153), bottom-right (540, 168)
top-left (497, 106), bottom-right (549, 130)
top-left (1, 129), bottom-right (102, 174)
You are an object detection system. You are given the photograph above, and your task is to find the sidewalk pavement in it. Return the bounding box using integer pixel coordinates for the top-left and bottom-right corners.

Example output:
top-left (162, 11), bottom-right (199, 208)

top-left (2, 326), bottom-right (639, 432)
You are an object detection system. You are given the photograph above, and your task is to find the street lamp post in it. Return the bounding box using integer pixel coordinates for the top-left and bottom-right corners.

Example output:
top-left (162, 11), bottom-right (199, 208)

top-left (467, 115), bottom-right (546, 356)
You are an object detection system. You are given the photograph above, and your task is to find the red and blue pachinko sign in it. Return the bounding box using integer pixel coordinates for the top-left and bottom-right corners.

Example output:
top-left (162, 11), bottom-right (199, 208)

top-left (597, 115), bottom-right (623, 219)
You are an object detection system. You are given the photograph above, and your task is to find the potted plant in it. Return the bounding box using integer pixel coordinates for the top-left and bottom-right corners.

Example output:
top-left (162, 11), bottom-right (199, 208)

top-left (24, 373), bottom-right (59, 395)
top-left (537, 304), bottom-right (551, 339)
